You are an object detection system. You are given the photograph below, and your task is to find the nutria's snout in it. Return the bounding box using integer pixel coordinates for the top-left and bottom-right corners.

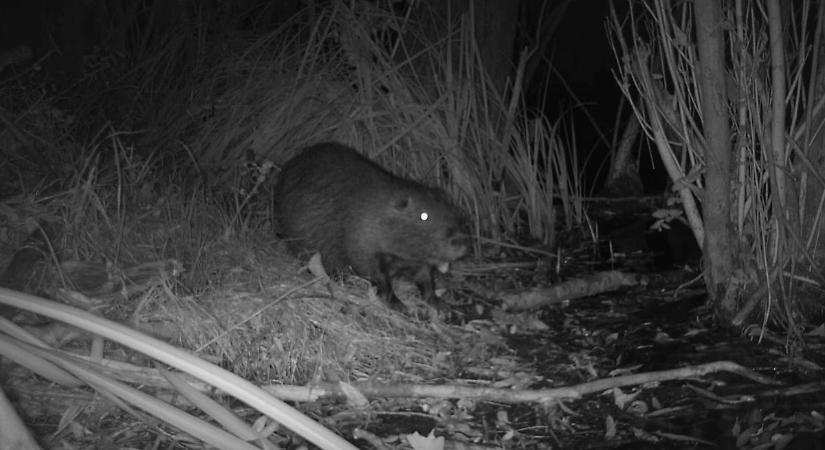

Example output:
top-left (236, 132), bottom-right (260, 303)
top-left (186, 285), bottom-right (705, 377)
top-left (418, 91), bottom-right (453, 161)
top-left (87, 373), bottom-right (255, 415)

top-left (449, 234), bottom-right (470, 259)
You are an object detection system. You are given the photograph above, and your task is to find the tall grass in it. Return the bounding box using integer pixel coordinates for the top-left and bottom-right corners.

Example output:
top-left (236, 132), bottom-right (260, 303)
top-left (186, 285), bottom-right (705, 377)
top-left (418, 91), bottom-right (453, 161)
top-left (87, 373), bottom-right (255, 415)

top-left (0, 3), bottom-right (598, 445)
top-left (2, 1), bottom-right (587, 262)
top-left (130, 2), bottom-right (586, 247)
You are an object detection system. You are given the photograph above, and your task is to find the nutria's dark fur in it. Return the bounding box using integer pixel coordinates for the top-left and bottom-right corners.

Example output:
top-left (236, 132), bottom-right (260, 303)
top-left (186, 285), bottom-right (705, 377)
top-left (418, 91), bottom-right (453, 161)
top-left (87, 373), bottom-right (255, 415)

top-left (274, 142), bottom-right (467, 311)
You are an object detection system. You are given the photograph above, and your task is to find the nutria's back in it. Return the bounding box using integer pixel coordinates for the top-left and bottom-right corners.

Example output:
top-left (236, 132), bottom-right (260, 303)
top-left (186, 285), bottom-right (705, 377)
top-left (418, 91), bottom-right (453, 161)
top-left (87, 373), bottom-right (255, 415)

top-left (274, 142), bottom-right (467, 309)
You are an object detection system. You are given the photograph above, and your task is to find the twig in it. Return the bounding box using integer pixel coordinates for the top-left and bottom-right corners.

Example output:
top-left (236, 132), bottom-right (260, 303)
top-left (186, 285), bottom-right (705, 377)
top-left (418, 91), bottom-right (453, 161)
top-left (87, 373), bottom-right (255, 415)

top-left (260, 360), bottom-right (781, 404)
top-left (502, 271), bottom-right (638, 311)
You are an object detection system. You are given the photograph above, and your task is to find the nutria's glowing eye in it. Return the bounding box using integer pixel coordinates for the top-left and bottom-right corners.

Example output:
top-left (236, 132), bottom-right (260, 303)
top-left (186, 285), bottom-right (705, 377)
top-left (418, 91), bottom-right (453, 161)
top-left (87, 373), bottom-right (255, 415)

top-left (420, 212), bottom-right (429, 221)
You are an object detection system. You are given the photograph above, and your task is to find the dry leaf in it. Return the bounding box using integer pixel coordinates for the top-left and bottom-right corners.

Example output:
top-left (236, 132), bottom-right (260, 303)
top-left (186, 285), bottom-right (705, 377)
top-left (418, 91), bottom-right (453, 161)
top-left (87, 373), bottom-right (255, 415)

top-left (407, 430), bottom-right (444, 450)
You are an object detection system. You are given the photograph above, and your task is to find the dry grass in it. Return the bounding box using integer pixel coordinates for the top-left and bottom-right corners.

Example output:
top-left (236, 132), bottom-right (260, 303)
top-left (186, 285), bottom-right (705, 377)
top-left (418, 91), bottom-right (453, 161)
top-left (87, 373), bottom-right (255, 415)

top-left (132, 233), bottom-right (463, 385)
top-left (121, 2), bottom-right (585, 246)
top-left (0, 1), bottom-right (584, 446)
top-left (0, 128), bottom-right (479, 387)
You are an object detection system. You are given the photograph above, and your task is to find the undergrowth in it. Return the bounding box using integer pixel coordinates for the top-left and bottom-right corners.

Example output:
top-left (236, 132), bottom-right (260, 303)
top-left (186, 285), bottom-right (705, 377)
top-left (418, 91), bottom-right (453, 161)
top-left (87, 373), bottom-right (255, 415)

top-left (0, 2), bottom-right (588, 286)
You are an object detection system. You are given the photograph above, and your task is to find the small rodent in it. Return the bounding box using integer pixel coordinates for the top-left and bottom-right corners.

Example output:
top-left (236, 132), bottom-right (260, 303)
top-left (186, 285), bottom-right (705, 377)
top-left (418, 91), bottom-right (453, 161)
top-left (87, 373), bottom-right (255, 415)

top-left (274, 142), bottom-right (467, 311)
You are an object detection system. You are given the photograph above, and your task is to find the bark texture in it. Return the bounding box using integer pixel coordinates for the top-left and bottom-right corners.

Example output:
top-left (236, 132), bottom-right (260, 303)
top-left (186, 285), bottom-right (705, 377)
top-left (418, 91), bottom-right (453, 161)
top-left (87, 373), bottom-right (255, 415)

top-left (694, 0), bottom-right (734, 316)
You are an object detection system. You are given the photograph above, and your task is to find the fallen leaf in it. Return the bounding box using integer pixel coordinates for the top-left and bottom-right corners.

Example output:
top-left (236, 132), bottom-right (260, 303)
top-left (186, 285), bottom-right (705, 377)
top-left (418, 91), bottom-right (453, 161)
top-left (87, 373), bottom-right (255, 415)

top-left (407, 430), bottom-right (444, 450)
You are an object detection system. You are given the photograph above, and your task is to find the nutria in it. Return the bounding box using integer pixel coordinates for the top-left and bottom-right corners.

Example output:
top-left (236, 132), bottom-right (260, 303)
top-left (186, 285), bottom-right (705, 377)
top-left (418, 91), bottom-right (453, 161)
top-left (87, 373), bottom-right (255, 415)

top-left (274, 142), bottom-right (467, 311)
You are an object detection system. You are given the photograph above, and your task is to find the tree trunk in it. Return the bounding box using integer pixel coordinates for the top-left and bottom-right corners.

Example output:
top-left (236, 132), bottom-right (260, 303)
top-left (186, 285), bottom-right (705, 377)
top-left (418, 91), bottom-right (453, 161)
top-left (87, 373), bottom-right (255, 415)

top-left (694, 0), bottom-right (734, 317)
top-left (601, 113), bottom-right (642, 197)
top-left (473, 0), bottom-right (519, 96)
top-left (801, 1), bottom-right (825, 261)
top-left (416, 0), bottom-right (519, 97)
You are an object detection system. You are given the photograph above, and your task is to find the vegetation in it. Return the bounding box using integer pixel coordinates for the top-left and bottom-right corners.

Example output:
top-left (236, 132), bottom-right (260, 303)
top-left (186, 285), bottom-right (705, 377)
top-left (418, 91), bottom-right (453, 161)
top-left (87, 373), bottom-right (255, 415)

top-left (611, 0), bottom-right (825, 331)
top-left (3, 0), bottom-right (824, 447)
top-left (0, 1), bottom-right (584, 447)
